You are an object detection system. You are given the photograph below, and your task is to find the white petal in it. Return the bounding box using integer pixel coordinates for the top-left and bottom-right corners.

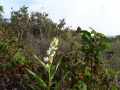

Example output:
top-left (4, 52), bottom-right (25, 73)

top-left (50, 41), bottom-right (54, 47)
top-left (55, 38), bottom-right (59, 45)
top-left (51, 51), bottom-right (55, 57)
top-left (44, 57), bottom-right (49, 62)
top-left (47, 50), bottom-right (50, 55)
top-left (51, 46), bottom-right (55, 50)
top-left (50, 56), bottom-right (53, 64)
top-left (53, 51), bottom-right (56, 55)
top-left (54, 47), bottom-right (58, 50)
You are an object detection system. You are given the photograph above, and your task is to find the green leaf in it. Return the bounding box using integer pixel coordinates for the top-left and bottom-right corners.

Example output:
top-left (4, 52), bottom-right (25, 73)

top-left (33, 54), bottom-right (48, 71)
top-left (81, 30), bottom-right (91, 35)
top-left (78, 46), bottom-right (88, 52)
top-left (97, 33), bottom-right (107, 40)
top-left (28, 84), bottom-right (39, 90)
top-left (82, 33), bottom-right (92, 43)
top-left (62, 69), bottom-right (69, 79)
top-left (75, 81), bottom-right (87, 90)
top-left (82, 82), bottom-right (87, 90)
top-left (93, 48), bottom-right (99, 55)
top-left (51, 59), bottom-right (61, 81)
top-left (110, 84), bottom-right (117, 90)
top-left (13, 52), bottom-right (21, 59)
top-left (85, 67), bottom-right (90, 76)
top-left (26, 68), bottom-right (47, 89)
top-left (99, 44), bottom-right (110, 50)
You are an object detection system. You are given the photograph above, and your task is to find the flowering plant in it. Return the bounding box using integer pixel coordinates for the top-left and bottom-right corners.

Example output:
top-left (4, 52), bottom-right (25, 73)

top-left (26, 37), bottom-right (63, 90)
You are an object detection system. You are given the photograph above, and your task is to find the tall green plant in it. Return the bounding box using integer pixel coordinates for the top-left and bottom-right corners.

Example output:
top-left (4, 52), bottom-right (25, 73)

top-left (26, 37), bottom-right (68, 90)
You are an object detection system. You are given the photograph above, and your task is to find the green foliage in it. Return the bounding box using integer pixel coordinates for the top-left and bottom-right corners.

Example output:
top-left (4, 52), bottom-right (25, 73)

top-left (0, 5), bottom-right (118, 90)
top-left (57, 27), bottom-right (117, 90)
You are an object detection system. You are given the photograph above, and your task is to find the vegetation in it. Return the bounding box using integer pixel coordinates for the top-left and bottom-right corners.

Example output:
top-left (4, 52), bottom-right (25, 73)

top-left (0, 6), bottom-right (120, 90)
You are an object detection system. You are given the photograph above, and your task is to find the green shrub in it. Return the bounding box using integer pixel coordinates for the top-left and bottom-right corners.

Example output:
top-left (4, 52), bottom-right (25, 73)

top-left (56, 27), bottom-right (117, 90)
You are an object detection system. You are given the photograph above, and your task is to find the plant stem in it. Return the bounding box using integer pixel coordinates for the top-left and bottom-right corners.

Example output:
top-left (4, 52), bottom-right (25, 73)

top-left (47, 67), bottom-right (51, 90)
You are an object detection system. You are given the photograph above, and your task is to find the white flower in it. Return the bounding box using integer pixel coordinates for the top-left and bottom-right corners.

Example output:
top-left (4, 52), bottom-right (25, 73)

top-left (51, 51), bottom-right (55, 57)
top-left (50, 37), bottom-right (59, 47)
top-left (51, 46), bottom-right (55, 50)
top-left (47, 50), bottom-right (50, 55)
top-left (49, 47), bottom-right (52, 52)
top-left (50, 57), bottom-right (53, 64)
top-left (50, 41), bottom-right (54, 47)
top-left (54, 47), bottom-right (58, 50)
top-left (43, 37), bottom-right (59, 65)
top-left (44, 57), bottom-right (49, 62)
top-left (54, 38), bottom-right (59, 46)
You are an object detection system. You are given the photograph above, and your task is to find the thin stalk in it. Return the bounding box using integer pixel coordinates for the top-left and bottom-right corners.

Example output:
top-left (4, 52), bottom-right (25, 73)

top-left (47, 67), bottom-right (51, 90)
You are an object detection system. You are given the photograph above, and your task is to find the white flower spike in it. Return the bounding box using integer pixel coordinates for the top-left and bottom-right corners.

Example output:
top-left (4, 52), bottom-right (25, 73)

top-left (43, 37), bottom-right (59, 65)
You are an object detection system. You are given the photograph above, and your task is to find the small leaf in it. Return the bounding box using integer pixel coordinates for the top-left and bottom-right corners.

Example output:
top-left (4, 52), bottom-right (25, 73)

top-left (91, 30), bottom-right (96, 34)
top-left (75, 81), bottom-right (87, 90)
top-left (13, 52), bottom-right (21, 59)
top-left (85, 67), bottom-right (90, 76)
top-left (110, 84), bottom-right (117, 90)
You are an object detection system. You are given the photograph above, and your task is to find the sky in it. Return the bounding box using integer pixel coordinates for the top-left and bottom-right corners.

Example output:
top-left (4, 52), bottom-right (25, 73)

top-left (1, 0), bottom-right (120, 36)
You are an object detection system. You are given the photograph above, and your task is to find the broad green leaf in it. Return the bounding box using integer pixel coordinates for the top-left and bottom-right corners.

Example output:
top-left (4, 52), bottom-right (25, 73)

top-left (82, 35), bottom-right (92, 42)
top-left (99, 44), bottom-right (110, 50)
top-left (81, 30), bottom-right (91, 35)
top-left (82, 34), bottom-right (92, 43)
top-left (26, 68), bottom-right (47, 89)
